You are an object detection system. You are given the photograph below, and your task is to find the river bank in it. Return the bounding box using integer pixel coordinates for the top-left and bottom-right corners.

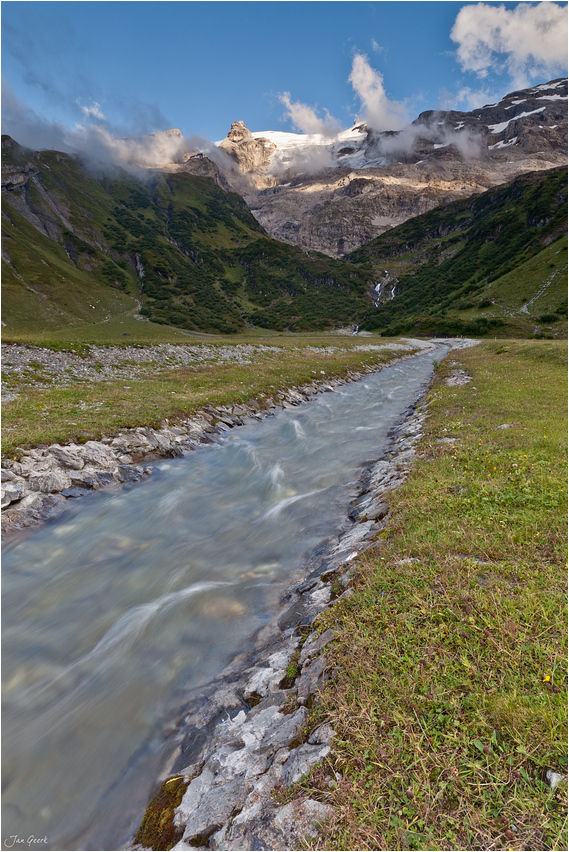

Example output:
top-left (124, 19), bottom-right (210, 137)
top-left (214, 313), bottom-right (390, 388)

top-left (1, 339), bottom-right (441, 536)
top-left (302, 339), bottom-right (568, 851)
top-left (128, 340), bottom-right (568, 852)
top-left (129, 376), bottom-right (437, 851)
top-left (2, 338), bottom-right (482, 852)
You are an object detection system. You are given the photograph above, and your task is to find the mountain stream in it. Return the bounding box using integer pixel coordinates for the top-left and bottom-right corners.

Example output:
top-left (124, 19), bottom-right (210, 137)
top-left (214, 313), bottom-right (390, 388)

top-left (2, 347), bottom-right (445, 850)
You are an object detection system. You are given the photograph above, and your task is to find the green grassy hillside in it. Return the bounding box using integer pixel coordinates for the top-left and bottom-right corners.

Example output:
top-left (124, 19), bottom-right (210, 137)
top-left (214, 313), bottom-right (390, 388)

top-left (1, 136), bottom-right (371, 334)
top-left (3, 137), bottom-right (567, 339)
top-left (349, 167), bottom-right (567, 338)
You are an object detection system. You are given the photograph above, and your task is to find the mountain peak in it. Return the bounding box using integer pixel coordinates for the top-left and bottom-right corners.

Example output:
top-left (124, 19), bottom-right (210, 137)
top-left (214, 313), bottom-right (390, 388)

top-left (219, 77), bottom-right (567, 256)
top-left (218, 121), bottom-right (277, 186)
top-left (225, 121), bottom-right (253, 142)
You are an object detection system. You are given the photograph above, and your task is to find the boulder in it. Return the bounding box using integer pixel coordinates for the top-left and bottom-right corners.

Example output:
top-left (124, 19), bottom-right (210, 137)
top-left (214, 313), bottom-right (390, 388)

top-left (75, 441), bottom-right (117, 468)
top-left (296, 654), bottom-right (328, 705)
top-left (367, 501), bottom-right (389, 521)
top-left (1, 480), bottom-right (25, 508)
top-left (28, 472), bottom-right (70, 493)
top-left (48, 444), bottom-right (85, 470)
top-left (279, 743), bottom-right (331, 786)
top-left (181, 778), bottom-right (249, 846)
top-left (299, 628), bottom-right (335, 664)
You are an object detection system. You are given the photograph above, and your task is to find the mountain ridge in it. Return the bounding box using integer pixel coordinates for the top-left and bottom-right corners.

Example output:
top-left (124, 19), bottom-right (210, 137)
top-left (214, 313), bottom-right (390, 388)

top-left (348, 165), bottom-right (568, 337)
top-left (1, 76), bottom-right (567, 338)
top-left (204, 77), bottom-right (568, 256)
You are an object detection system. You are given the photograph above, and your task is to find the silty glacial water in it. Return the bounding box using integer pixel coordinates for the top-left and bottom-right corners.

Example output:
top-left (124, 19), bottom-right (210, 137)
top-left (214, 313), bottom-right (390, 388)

top-left (1, 348), bottom-right (443, 851)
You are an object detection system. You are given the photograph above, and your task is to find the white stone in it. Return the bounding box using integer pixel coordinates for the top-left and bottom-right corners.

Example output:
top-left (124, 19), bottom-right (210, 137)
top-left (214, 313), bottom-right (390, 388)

top-left (76, 441), bottom-right (118, 468)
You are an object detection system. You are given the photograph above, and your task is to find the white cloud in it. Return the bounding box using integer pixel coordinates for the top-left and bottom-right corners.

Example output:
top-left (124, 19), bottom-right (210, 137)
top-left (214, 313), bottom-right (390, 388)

top-left (373, 120), bottom-right (484, 162)
top-left (348, 52), bottom-right (409, 131)
top-left (278, 92), bottom-right (341, 136)
top-left (77, 100), bottom-right (105, 121)
top-left (1, 81), bottom-right (206, 174)
top-left (451, 1), bottom-right (568, 89)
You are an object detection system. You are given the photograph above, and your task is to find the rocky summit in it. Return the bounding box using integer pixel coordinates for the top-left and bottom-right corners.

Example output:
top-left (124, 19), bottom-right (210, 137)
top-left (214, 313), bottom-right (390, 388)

top-left (209, 78), bottom-right (568, 256)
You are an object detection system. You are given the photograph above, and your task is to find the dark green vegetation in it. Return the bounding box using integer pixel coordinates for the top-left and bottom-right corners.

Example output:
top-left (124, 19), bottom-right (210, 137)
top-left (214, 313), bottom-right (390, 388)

top-left (3, 136), bottom-right (567, 340)
top-left (134, 775), bottom-right (190, 850)
top-left (349, 167), bottom-right (568, 339)
top-left (300, 340), bottom-right (567, 850)
top-left (1, 136), bottom-right (370, 334)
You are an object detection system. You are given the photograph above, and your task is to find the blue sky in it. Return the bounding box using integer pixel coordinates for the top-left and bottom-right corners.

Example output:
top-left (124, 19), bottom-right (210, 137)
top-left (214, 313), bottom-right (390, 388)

top-left (2, 1), bottom-right (568, 151)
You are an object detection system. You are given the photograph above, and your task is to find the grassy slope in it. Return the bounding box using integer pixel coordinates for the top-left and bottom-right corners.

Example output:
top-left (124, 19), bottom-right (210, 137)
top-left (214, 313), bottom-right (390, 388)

top-left (1, 137), bottom-right (371, 334)
top-left (484, 235), bottom-right (568, 323)
top-left (298, 340), bottom-right (568, 851)
top-left (1, 203), bottom-right (137, 332)
top-left (349, 167), bottom-right (568, 338)
top-left (3, 138), bottom-right (567, 339)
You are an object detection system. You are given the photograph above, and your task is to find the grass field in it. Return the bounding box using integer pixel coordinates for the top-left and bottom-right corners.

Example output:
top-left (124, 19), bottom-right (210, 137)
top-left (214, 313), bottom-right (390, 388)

top-left (294, 340), bottom-right (568, 851)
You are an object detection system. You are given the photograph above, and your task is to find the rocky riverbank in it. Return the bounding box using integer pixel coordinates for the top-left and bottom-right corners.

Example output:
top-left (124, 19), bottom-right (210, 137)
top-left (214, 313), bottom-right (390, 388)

top-left (1, 340), bottom-right (440, 536)
top-left (129, 340), bottom-right (478, 851)
top-left (1, 342), bottom-right (285, 402)
top-left (2, 338), bottom-right (477, 850)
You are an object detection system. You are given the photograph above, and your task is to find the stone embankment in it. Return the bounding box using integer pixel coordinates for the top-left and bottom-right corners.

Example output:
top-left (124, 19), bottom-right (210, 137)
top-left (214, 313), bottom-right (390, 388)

top-left (0, 341), bottom-right (434, 535)
top-left (129, 377), bottom-right (436, 851)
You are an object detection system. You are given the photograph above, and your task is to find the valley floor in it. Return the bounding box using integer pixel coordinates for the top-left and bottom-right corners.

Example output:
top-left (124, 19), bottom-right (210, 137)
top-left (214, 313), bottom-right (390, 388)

top-left (0, 334), bottom-right (424, 457)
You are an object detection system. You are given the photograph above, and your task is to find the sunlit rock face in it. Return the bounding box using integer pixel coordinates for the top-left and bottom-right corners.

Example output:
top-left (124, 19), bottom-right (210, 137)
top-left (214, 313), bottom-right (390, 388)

top-left (218, 121), bottom-right (278, 188)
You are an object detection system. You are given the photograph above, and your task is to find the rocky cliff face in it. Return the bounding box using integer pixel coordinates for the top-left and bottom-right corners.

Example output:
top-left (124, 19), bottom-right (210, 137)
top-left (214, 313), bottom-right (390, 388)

top-left (213, 78), bottom-right (568, 256)
top-left (217, 121), bottom-right (278, 187)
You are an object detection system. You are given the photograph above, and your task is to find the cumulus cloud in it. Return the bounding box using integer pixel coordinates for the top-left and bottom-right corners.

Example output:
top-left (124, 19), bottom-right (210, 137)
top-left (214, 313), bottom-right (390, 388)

top-left (451, 1), bottom-right (568, 89)
top-left (278, 91), bottom-right (341, 136)
top-left (372, 120), bottom-right (484, 162)
top-left (349, 52), bottom-right (409, 131)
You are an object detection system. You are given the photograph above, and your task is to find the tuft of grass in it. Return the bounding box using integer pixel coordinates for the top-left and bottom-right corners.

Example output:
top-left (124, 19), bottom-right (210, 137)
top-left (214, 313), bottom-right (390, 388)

top-left (304, 340), bottom-right (567, 851)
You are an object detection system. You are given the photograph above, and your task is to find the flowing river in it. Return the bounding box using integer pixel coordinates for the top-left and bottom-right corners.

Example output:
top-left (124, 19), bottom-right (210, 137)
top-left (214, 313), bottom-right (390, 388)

top-left (2, 347), bottom-right (444, 851)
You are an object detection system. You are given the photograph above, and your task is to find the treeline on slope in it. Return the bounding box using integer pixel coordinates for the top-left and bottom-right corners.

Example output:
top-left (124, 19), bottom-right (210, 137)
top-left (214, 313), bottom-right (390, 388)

top-left (348, 166), bottom-right (568, 337)
top-left (1, 137), bottom-right (371, 333)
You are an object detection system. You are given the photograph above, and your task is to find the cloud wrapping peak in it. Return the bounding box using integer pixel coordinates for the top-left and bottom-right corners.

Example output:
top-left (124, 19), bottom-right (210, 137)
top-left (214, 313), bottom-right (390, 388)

top-left (1, 80), bottom-right (218, 178)
top-left (348, 52), bottom-right (409, 131)
top-left (451, 1), bottom-right (568, 89)
top-left (278, 92), bottom-right (341, 136)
